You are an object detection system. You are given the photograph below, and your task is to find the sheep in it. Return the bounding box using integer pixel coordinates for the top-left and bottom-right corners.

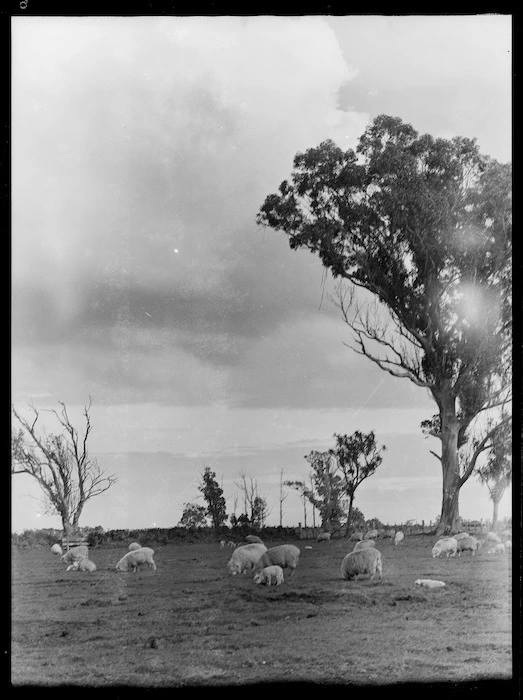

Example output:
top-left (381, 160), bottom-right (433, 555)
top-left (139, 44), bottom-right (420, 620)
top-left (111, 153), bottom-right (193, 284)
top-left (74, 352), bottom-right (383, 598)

top-left (349, 532), bottom-right (364, 542)
top-left (453, 532), bottom-right (470, 541)
top-left (316, 532), bottom-right (331, 543)
top-left (253, 544), bottom-right (301, 577)
top-left (253, 565), bottom-right (284, 587)
top-left (486, 532), bottom-right (502, 544)
top-left (493, 543), bottom-right (505, 555)
top-left (227, 543), bottom-right (267, 576)
top-left (431, 537), bottom-right (458, 558)
top-left (116, 547), bottom-right (156, 572)
top-left (219, 540), bottom-right (226, 548)
top-left (341, 548), bottom-right (382, 581)
top-left (500, 529), bottom-right (511, 540)
top-left (415, 579), bottom-right (445, 589)
top-left (67, 557), bottom-right (97, 572)
top-left (245, 535), bottom-right (264, 545)
top-left (60, 546), bottom-right (89, 566)
top-left (364, 529), bottom-right (379, 540)
top-left (353, 539), bottom-right (375, 552)
top-left (456, 536), bottom-right (478, 556)
top-left (128, 542), bottom-right (142, 551)
top-left (51, 544), bottom-right (62, 556)
top-left (394, 531), bottom-right (405, 546)
top-left (227, 541), bottom-right (236, 548)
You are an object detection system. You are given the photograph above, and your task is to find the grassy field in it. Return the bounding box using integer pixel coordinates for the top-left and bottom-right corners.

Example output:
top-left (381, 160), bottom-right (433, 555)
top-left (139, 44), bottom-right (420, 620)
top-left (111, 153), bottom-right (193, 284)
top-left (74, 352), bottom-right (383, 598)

top-left (11, 535), bottom-right (513, 687)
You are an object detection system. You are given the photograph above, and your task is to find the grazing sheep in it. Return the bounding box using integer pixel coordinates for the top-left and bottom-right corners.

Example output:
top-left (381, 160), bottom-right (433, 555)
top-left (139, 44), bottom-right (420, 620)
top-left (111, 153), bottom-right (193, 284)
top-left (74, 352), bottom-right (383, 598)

top-left (51, 544), bottom-right (63, 556)
top-left (316, 532), bottom-right (331, 543)
top-left (341, 548), bottom-right (382, 581)
top-left (453, 532), bottom-right (470, 541)
top-left (456, 536), bottom-right (478, 556)
top-left (219, 540), bottom-right (226, 548)
top-left (60, 546), bottom-right (89, 566)
top-left (364, 529), bottom-right (379, 540)
top-left (245, 535), bottom-right (264, 545)
top-left (227, 543), bottom-right (268, 576)
top-left (116, 547), bottom-right (156, 572)
top-left (353, 539), bottom-right (375, 552)
top-left (431, 537), bottom-right (458, 558)
top-left (486, 532), bottom-right (502, 544)
top-left (253, 544), bottom-right (301, 577)
top-left (415, 579), bottom-right (445, 589)
top-left (253, 565), bottom-right (284, 586)
top-left (500, 529), bottom-right (511, 540)
top-left (128, 542), bottom-right (142, 551)
top-left (349, 532), bottom-right (364, 542)
top-left (493, 543), bottom-right (505, 555)
top-left (394, 531), bottom-right (405, 546)
top-left (227, 541), bottom-right (236, 548)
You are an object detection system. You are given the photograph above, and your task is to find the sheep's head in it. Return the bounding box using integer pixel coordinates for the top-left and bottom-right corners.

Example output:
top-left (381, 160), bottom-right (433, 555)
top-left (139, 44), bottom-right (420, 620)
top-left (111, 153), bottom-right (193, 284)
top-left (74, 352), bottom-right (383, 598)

top-left (253, 573), bottom-right (263, 584)
top-left (227, 561), bottom-right (240, 575)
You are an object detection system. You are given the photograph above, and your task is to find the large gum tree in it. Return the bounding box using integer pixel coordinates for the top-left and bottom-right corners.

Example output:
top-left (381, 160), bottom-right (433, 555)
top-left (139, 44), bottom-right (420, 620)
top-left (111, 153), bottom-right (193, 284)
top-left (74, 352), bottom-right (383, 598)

top-left (257, 115), bottom-right (511, 535)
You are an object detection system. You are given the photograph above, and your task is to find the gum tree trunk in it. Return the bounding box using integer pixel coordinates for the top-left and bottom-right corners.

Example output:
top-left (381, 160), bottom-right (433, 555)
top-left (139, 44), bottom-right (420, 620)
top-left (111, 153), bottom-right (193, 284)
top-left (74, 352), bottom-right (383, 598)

top-left (436, 396), bottom-right (462, 536)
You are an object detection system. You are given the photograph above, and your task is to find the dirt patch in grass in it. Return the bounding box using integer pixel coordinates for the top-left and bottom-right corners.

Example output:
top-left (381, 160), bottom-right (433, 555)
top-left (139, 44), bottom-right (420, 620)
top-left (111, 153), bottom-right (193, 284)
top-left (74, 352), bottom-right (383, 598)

top-left (11, 537), bottom-right (512, 687)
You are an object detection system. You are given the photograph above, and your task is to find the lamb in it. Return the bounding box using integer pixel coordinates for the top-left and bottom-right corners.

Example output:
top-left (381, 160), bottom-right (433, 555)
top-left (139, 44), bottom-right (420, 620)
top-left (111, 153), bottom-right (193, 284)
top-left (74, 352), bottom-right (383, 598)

top-left (364, 529), bottom-right (379, 540)
top-left (415, 579), bottom-right (445, 589)
top-left (128, 542), bottom-right (142, 551)
top-left (353, 539), bottom-right (375, 552)
top-left (253, 544), bottom-right (301, 577)
top-left (227, 543), bottom-right (267, 575)
top-left (245, 535), bottom-right (264, 544)
top-left (67, 557), bottom-right (97, 572)
top-left (219, 540), bottom-right (226, 548)
top-left (456, 536), bottom-right (478, 556)
top-left (394, 531), bottom-right (405, 546)
top-left (316, 532), bottom-right (331, 543)
top-left (60, 546), bottom-right (89, 566)
top-left (431, 537), bottom-right (458, 558)
top-left (493, 543), bottom-right (505, 555)
top-left (253, 565), bottom-right (284, 587)
top-left (453, 532), bottom-right (470, 541)
top-left (349, 532), bottom-right (364, 542)
top-left (116, 547), bottom-right (156, 572)
top-left (227, 541), bottom-right (236, 548)
top-left (486, 532), bottom-right (502, 544)
top-left (341, 548), bottom-right (382, 581)
top-left (51, 544), bottom-right (63, 556)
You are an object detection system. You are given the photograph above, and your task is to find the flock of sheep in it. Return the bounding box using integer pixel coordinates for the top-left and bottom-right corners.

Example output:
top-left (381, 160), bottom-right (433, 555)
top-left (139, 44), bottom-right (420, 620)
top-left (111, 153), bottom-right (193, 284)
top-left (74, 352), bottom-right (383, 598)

top-left (50, 526), bottom-right (511, 590)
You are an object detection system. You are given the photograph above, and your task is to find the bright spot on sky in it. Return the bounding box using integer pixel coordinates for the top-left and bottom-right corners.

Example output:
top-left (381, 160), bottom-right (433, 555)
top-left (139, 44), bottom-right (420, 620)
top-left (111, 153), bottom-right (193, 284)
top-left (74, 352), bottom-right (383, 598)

top-left (173, 249), bottom-right (179, 254)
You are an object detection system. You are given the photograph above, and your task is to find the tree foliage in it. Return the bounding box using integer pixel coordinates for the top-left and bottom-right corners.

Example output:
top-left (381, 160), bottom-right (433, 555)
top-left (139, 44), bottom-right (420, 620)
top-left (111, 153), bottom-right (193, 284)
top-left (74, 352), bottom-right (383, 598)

top-left (11, 400), bottom-right (117, 538)
top-left (476, 417), bottom-right (512, 530)
top-left (258, 114), bottom-right (511, 533)
top-left (178, 502), bottom-right (208, 529)
top-left (199, 467), bottom-right (227, 532)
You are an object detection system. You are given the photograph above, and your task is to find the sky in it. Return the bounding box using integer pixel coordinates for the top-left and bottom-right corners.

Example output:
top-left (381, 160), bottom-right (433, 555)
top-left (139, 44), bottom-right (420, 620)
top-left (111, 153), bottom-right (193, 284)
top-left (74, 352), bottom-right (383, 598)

top-left (11, 14), bottom-right (512, 533)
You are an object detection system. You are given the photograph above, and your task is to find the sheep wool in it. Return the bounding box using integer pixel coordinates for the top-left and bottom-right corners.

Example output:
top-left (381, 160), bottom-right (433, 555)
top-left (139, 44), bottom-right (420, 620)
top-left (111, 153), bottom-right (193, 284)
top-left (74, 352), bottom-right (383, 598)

top-left (227, 543), bottom-right (268, 575)
top-left (253, 565), bottom-right (284, 586)
top-left (253, 545), bottom-right (301, 577)
top-left (353, 540), bottom-right (375, 553)
top-left (341, 548), bottom-right (382, 581)
top-left (415, 579), bottom-right (445, 589)
top-left (116, 547), bottom-right (156, 572)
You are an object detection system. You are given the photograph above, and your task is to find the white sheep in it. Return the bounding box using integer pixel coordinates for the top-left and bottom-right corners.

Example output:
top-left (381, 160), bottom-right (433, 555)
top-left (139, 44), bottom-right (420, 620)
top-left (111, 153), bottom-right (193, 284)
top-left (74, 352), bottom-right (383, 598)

top-left (341, 548), bottom-right (382, 581)
top-left (453, 532), bottom-right (470, 541)
top-left (500, 529), bottom-right (511, 540)
top-left (431, 537), bottom-right (458, 558)
top-left (493, 543), bottom-right (505, 555)
top-left (316, 532), bottom-right (331, 543)
top-left (394, 531), bottom-right (405, 546)
top-left (456, 536), bottom-right (478, 556)
top-left (349, 532), bottom-right (364, 542)
top-left (364, 529), bottom-right (379, 540)
top-left (415, 579), bottom-right (445, 589)
top-left (227, 543), bottom-right (268, 576)
top-left (353, 539), bottom-right (375, 552)
top-left (128, 542), bottom-right (142, 551)
top-left (116, 547), bottom-right (156, 572)
top-left (253, 565), bottom-right (284, 586)
top-left (486, 532), bottom-right (502, 544)
top-left (60, 546), bottom-right (89, 566)
top-left (51, 544), bottom-right (63, 556)
top-left (227, 541), bottom-right (236, 548)
top-left (253, 544), bottom-right (301, 577)
top-left (219, 540), bottom-right (226, 548)
top-left (245, 535), bottom-right (264, 544)
top-left (67, 557), bottom-right (97, 572)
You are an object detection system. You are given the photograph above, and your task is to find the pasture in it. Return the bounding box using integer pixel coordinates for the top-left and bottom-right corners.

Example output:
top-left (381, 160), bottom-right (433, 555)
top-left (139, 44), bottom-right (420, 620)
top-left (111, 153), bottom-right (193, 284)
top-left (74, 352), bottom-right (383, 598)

top-left (11, 535), bottom-right (512, 687)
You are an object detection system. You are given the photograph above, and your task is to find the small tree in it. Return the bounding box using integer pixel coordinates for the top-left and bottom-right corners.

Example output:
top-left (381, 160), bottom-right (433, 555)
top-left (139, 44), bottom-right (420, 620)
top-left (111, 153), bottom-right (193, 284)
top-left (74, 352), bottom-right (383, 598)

top-left (304, 450), bottom-right (345, 532)
top-left (476, 418), bottom-right (512, 531)
top-left (11, 400), bottom-right (117, 541)
top-left (329, 430), bottom-right (386, 536)
top-left (199, 467), bottom-right (227, 532)
top-left (178, 502), bottom-right (208, 529)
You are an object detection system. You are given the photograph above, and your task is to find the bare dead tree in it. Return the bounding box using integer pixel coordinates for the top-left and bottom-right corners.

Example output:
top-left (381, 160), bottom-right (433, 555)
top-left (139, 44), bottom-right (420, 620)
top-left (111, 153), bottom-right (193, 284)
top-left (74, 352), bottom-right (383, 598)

top-left (279, 468), bottom-right (288, 527)
top-left (12, 399), bottom-right (118, 539)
